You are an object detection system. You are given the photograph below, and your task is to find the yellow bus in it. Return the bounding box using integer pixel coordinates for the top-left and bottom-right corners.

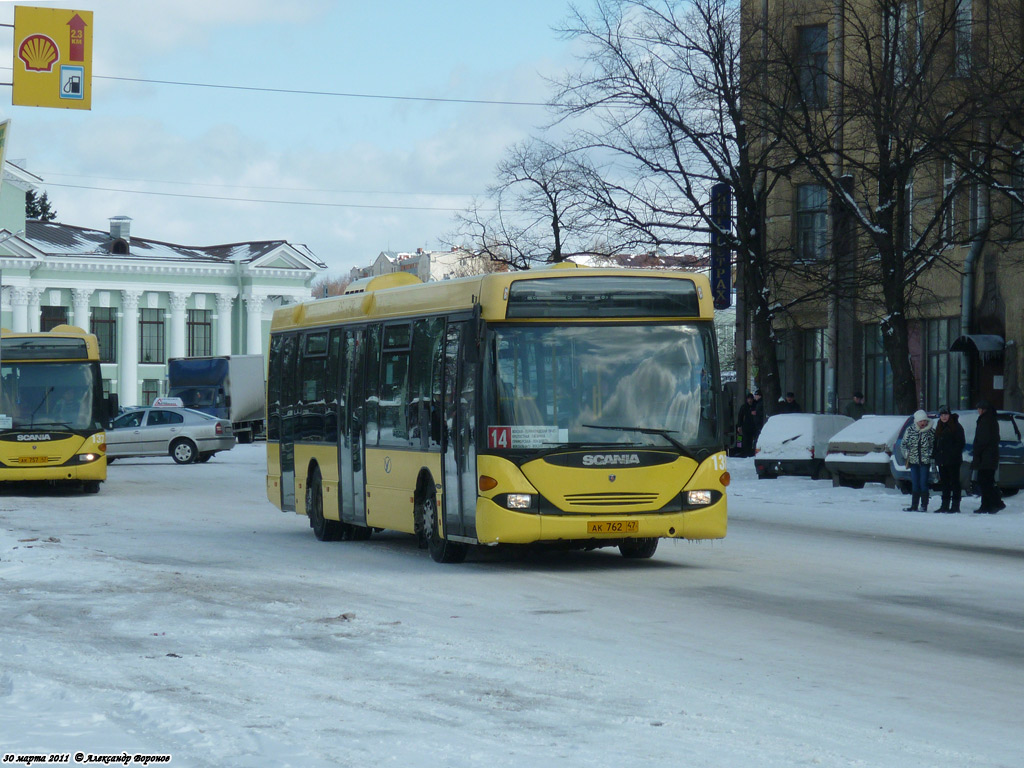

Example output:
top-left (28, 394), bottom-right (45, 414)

top-left (0, 325), bottom-right (115, 493)
top-left (266, 266), bottom-right (728, 563)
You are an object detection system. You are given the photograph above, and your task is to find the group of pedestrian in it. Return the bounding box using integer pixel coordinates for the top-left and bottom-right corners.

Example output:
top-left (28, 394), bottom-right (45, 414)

top-left (735, 390), bottom-right (764, 458)
top-left (901, 400), bottom-right (1004, 514)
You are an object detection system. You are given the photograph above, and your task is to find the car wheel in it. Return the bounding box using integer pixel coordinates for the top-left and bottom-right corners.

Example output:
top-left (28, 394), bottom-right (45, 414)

top-left (898, 480), bottom-right (912, 495)
top-left (307, 466), bottom-right (346, 542)
top-left (757, 471), bottom-right (777, 480)
top-left (170, 438), bottom-right (198, 464)
top-left (105, 457), bottom-right (115, 464)
top-left (619, 538), bottom-right (659, 559)
top-left (419, 491), bottom-right (467, 564)
top-left (1000, 488), bottom-right (1019, 497)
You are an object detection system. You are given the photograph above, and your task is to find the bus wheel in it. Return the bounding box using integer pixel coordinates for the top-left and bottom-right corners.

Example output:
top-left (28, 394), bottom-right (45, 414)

top-left (82, 481), bottom-right (101, 494)
top-left (308, 467), bottom-right (345, 542)
top-left (420, 493), bottom-right (467, 564)
top-left (619, 538), bottom-right (658, 559)
top-left (171, 438), bottom-right (198, 464)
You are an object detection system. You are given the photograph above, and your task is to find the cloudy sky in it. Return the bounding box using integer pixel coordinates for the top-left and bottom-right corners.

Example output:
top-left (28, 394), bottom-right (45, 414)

top-left (0, 0), bottom-right (582, 275)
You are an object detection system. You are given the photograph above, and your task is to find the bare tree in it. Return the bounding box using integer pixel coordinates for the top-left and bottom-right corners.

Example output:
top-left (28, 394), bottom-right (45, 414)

top-left (554, 0), bottom-right (801, 410)
top-left (311, 274), bottom-right (351, 298)
top-left (752, 0), bottom-right (1024, 412)
top-left (449, 138), bottom-right (604, 270)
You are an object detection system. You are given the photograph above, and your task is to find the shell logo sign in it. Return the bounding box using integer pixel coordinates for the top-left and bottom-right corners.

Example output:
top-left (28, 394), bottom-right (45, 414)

top-left (18, 35), bottom-right (60, 72)
top-left (12, 6), bottom-right (93, 110)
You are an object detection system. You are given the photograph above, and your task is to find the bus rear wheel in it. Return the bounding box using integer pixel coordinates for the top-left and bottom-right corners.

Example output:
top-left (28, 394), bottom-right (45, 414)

top-left (619, 538), bottom-right (659, 559)
top-left (420, 493), bottom-right (467, 564)
top-left (308, 467), bottom-right (346, 542)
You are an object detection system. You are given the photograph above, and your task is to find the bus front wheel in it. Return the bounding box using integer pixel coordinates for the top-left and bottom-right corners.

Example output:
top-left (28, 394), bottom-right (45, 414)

top-left (420, 493), bottom-right (467, 564)
top-left (619, 538), bottom-right (659, 559)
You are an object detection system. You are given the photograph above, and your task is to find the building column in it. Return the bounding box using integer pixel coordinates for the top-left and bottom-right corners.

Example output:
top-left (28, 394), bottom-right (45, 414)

top-left (244, 294), bottom-right (265, 355)
top-left (120, 290), bottom-right (142, 406)
top-left (169, 291), bottom-right (189, 359)
top-left (72, 288), bottom-right (93, 330)
top-left (11, 287), bottom-right (30, 332)
top-left (28, 288), bottom-right (43, 333)
top-left (215, 294), bottom-right (234, 355)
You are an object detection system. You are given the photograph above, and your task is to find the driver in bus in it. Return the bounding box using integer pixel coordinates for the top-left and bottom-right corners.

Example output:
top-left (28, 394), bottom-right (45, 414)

top-left (51, 387), bottom-right (84, 424)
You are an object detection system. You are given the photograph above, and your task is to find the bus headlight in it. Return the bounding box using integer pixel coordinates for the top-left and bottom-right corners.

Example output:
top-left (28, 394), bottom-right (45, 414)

top-left (505, 493), bottom-right (534, 510)
top-left (686, 490), bottom-right (713, 506)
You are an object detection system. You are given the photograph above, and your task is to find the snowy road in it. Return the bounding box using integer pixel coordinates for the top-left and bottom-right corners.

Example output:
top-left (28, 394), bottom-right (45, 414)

top-left (1, 445), bottom-right (1021, 767)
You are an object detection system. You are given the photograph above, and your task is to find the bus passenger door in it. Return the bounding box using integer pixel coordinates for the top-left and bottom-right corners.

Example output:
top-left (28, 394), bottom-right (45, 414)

top-left (339, 328), bottom-right (367, 526)
top-left (442, 321), bottom-right (478, 539)
top-left (279, 334), bottom-right (299, 511)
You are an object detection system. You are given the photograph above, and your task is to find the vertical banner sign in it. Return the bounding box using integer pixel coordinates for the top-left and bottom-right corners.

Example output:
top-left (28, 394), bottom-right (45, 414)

top-left (710, 182), bottom-right (732, 310)
top-left (12, 7), bottom-right (93, 110)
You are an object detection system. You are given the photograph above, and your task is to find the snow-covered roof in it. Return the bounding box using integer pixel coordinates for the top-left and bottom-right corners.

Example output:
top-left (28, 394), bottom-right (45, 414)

top-left (21, 220), bottom-right (327, 268)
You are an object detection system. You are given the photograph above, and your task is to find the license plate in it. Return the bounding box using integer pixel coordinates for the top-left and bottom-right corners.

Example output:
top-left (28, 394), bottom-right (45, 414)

top-left (587, 520), bottom-right (639, 534)
top-left (19, 456), bottom-right (49, 464)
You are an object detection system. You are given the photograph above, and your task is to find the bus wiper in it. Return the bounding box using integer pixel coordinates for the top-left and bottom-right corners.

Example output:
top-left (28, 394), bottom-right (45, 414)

top-left (534, 441), bottom-right (624, 458)
top-left (581, 423), bottom-right (697, 460)
top-left (29, 386), bottom-right (55, 426)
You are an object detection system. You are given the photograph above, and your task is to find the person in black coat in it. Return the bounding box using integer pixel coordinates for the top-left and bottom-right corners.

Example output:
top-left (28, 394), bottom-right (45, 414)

top-left (736, 392), bottom-right (762, 457)
top-left (777, 392), bottom-right (802, 413)
top-left (971, 399), bottom-right (1004, 514)
top-left (933, 407), bottom-right (965, 513)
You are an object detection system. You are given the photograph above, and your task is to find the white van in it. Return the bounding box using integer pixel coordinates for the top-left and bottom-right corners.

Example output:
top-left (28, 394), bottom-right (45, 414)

top-left (755, 413), bottom-right (854, 480)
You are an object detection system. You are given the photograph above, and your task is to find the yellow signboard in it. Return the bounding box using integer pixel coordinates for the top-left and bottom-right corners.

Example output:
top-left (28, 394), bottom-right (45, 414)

top-left (12, 6), bottom-right (93, 110)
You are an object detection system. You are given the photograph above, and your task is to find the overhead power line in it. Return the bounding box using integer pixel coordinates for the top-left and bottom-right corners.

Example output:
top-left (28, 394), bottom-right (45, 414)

top-left (44, 181), bottom-right (473, 212)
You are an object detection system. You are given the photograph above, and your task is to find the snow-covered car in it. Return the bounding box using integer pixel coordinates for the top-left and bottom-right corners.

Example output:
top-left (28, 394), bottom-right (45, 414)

top-left (889, 410), bottom-right (1024, 495)
top-left (754, 413), bottom-right (854, 480)
top-left (106, 406), bottom-right (235, 464)
top-left (825, 415), bottom-right (907, 488)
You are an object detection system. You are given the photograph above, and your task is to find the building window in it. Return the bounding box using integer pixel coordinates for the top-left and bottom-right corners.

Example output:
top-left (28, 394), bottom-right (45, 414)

top-left (139, 308), bottom-right (165, 364)
top-left (797, 25), bottom-right (828, 108)
top-left (91, 307), bottom-right (117, 363)
top-left (40, 305), bottom-right (68, 332)
top-left (1011, 148), bottom-right (1024, 240)
top-left (954, 0), bottom-right (972, 77)
top-left (864, 324), bottom-right (896, 415)
top-left (802, 328), bottom-right (827, 414)
top-left (187, 309), bottom-right (212, 357)
top-left (141, 379), bottom-right (161, 406)
top-left (796, 184), bottom-right (828, 260)
top-left (925, 317), bottom-right (961, 410)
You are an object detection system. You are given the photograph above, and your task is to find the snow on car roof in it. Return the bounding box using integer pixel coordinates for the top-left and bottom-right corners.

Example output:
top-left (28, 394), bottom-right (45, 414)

top-left (828, 415), bottom-right (908, 452)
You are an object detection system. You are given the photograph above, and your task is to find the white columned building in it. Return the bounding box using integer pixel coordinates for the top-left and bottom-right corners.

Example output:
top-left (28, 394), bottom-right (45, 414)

top-left (0, 168), bottom-right (325, 405)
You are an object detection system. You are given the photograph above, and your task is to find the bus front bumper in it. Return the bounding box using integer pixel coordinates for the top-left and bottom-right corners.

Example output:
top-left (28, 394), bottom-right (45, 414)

top-left (474, 497), bottom-right (727, 545)
top-left (0, 457), bottom-right (106, 483)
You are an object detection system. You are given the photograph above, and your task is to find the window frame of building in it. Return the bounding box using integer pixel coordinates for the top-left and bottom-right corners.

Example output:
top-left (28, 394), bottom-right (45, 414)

top-left (864, 324), bottom-right (896, 415)
top-left (40, 305), bottom-right (68, 332)
top-left (954, 0), bottom-right (972, 77)
top-left (139, 308), bottom-right (165, 364)
top-left (797, 24), bottom-right (829, 108)
top-left (802, 328), bottom-right (827, 414)
top-left (141, 379), bottom-right (161, 406)
top-left (924, 317), bottom-right (961, 411)
top-left (187, 308), bottom-right (213, 357)
top-left (795, 183), bottom-right (829, 261)
top-left (1010, 147), bottom-right (1024, 241)
top-left (90, 307), bottom-right (117, 363)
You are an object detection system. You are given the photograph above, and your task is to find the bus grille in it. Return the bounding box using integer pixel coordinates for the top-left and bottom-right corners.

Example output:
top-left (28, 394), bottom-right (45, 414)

top-left (562, 492), bottom-right (660, 507)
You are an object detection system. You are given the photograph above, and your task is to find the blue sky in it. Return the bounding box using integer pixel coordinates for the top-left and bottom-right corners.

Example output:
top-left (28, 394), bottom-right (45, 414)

top-left (0, 0), bottom-right (584, 274)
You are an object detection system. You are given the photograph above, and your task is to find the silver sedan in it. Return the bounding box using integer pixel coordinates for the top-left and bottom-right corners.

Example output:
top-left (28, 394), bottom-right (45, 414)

top-left (106, 407), bottom-right (235, 464)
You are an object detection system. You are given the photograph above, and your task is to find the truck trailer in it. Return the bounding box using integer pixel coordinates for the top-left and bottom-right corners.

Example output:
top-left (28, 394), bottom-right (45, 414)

top-left (167, 355), bottom-right (265, 443)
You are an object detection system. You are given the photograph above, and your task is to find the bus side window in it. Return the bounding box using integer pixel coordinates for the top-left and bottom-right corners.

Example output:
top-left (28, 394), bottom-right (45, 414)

top-left (364, 325), bottom-right (381, 447)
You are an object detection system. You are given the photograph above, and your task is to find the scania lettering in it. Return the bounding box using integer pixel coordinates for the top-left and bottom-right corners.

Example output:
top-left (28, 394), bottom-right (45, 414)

top-left (266, 267), bottom-right (729, 563)
top-left (582, 454), bottom-right (641, 466)
top-left (0, 326), bottom-right (117, 493)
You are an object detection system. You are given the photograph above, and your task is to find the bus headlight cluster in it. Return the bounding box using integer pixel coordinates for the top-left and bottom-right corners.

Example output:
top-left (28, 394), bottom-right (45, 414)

top-left (686, 490), bottom-right (713, 506)
top-left (505, 493), bottom-right (534, 509)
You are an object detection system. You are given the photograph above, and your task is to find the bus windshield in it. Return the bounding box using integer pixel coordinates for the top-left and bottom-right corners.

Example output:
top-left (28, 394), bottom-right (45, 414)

top-left (0, 361), bottom-right (100, 431)
top-left (483, 323), bottom-right (720, 454)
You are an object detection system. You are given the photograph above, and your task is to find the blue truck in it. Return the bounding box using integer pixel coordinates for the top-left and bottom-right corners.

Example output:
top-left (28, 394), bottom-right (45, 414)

top-left (166, 355), bottom-right (265, 443)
